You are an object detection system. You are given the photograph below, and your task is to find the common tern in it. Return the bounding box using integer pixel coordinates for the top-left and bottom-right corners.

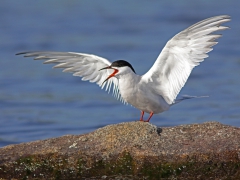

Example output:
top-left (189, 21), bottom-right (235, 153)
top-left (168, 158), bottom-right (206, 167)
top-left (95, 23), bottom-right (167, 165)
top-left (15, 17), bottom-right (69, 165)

top-left (17, 15), bottom-right (230, 122)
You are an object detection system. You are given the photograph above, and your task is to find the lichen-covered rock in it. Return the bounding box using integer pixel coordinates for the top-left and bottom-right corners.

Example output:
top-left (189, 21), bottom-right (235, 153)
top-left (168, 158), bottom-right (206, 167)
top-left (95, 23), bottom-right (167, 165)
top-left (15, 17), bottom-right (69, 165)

top-left (0, 121), bottom-right (240, 179)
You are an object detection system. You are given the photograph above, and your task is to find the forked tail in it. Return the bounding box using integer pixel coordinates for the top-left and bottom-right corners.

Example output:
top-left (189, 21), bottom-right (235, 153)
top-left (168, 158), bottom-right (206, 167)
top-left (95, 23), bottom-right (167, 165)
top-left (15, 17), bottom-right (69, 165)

top-left (171, 95), bottom-right (209, 106)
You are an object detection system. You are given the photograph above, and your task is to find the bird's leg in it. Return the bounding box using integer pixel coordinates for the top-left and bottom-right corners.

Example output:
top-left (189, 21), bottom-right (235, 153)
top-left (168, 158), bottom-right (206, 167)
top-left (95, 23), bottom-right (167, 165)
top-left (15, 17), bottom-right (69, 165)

top-left (140, 111), bottom-right (153, 122)
top-left (145, 112), bottom-right (154, 122)
top-left (140, 111), bottom-right (144, 121)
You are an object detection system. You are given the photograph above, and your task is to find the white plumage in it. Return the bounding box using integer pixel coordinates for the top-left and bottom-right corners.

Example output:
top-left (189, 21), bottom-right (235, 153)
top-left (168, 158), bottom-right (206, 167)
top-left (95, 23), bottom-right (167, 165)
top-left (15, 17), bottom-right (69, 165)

top-left (143, 15), bottom-right (230, 104)
top-left (17, 15), bottom-right (230, 122)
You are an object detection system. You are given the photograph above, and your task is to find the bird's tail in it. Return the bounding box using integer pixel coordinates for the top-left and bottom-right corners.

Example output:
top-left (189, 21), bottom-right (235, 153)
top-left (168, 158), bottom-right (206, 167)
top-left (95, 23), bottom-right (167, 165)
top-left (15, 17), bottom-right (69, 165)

top-left (171, 95), bottom-right (209, 106)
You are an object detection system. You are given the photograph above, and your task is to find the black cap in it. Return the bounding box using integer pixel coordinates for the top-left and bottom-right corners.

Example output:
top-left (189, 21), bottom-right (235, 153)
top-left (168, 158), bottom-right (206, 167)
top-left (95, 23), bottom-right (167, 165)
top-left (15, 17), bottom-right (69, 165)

top-left (111, 60), bottom-right (136, 73)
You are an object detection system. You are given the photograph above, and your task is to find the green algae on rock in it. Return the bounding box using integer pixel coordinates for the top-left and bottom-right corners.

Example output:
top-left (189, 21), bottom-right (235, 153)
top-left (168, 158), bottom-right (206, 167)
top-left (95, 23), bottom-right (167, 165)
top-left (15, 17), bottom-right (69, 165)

top-left (0, 121), bottom-right (240, 179)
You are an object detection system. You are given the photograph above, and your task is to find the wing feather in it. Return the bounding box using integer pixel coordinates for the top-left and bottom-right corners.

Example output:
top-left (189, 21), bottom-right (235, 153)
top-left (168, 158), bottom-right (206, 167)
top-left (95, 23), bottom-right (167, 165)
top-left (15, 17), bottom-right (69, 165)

top-left (143, 15), bottom-right (230, 104)
top-left (16, 51), bottom-right (126, 103)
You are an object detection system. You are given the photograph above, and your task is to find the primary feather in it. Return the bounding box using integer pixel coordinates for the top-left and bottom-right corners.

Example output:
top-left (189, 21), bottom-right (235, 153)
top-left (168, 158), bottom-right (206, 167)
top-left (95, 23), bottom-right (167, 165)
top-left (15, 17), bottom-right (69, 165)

top-left (16, 51), bottom-right (125, 103)
top-left (143, 15), bottom-right (230, 104)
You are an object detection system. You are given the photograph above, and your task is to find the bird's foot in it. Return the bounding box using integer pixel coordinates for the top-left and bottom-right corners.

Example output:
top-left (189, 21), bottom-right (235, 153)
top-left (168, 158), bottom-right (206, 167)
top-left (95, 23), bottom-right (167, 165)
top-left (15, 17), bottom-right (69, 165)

top-left (139, 119), bottom-right (149, 122)
top-left (139, 111), bottom-right (153, 122)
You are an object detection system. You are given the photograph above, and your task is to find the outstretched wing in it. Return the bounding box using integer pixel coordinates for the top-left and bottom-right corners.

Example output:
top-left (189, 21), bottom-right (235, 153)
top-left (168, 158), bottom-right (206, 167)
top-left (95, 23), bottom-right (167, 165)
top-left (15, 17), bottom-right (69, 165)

top-left (143, 15), bottom-right (230, 104)
top-left (16, 51), bottom-right (126, 103)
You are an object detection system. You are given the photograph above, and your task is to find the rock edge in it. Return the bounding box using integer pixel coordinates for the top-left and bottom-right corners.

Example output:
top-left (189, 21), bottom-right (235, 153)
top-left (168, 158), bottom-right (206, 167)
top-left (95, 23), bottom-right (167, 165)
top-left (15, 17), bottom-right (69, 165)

top-left (0, 121), bottom-right (240, 179)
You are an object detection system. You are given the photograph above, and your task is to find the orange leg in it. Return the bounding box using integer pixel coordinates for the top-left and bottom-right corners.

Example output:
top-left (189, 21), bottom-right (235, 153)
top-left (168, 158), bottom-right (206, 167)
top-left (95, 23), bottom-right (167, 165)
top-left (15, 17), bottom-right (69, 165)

top-left (140, 111), bottom-right (144, 121)
top-left (145, 112), bottom-right (154, 122)
top-left (139, 111), bottom-right (154, 122)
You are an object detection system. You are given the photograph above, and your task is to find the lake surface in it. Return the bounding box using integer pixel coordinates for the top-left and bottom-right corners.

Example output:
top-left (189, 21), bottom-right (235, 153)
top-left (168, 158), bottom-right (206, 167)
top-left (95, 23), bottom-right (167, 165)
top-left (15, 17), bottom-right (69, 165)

top-left (0, 0), bottom-right (240, 147)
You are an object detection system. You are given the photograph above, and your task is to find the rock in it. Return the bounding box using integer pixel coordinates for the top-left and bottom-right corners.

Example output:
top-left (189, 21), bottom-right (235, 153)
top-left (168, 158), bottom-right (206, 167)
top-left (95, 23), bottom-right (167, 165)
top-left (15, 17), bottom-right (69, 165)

top-left (0, 121), bottom-right (240, 179)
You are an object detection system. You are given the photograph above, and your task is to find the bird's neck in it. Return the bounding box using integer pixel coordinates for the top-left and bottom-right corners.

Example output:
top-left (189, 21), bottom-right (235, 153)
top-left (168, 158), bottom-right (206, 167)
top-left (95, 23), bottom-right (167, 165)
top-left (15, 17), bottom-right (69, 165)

top-left (118, 73), bottom-right (141, 92)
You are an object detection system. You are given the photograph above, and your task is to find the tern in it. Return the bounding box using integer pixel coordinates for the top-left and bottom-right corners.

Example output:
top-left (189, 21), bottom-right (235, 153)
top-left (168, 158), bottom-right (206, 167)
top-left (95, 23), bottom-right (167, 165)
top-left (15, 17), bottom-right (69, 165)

top-left (17, 15), bottom-right (230, 122)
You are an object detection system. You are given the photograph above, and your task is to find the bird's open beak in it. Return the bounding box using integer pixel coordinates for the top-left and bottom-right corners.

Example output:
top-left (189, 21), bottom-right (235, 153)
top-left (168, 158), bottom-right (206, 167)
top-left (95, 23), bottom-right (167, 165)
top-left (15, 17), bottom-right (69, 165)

top-left (99, 66), bottom-right (111, 71)
top-left (99, 66), bottom-right (119, 85)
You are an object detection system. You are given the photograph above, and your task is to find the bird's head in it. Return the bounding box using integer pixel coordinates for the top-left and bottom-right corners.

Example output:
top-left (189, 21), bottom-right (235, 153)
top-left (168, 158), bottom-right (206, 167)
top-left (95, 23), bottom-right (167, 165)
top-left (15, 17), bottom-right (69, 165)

top-left (99, 60), bottom-right (136, 84)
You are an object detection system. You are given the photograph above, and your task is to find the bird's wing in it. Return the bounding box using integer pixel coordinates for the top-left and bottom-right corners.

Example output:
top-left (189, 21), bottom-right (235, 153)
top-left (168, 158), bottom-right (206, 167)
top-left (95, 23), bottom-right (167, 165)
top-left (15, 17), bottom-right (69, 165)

top-left (16, 51), bottom-right (126, 103)
top-left (143, 15), bottom-right (230, 104)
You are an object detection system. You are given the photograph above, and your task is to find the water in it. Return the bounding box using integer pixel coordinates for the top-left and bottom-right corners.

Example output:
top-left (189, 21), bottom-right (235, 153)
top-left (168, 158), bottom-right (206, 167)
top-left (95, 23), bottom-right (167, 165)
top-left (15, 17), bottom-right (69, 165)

top-left (0, 0), bottom-right (240, 147)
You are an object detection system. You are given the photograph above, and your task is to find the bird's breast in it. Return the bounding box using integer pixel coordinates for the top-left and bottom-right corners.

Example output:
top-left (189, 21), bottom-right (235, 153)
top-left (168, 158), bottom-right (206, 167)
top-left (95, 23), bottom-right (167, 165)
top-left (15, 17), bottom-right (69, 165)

top-left (118, 77), bottom-right (169, 114)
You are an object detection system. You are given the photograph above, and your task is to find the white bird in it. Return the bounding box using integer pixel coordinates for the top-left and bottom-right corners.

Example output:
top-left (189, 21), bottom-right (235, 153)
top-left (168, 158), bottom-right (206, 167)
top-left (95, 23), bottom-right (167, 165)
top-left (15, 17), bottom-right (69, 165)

top-left (16, 15), bottom-right (230, 122)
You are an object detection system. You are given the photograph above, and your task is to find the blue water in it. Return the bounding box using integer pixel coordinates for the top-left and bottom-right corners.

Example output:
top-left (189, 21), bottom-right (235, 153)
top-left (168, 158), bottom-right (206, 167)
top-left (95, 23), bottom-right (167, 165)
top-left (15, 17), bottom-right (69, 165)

top-left (0, 0), bottom-right (240, 147)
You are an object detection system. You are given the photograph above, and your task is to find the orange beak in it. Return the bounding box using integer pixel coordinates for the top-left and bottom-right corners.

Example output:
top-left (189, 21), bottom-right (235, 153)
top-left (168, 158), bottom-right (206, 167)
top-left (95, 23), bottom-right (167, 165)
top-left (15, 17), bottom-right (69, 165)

top-left (99, 66), bottom-right (119, 85)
